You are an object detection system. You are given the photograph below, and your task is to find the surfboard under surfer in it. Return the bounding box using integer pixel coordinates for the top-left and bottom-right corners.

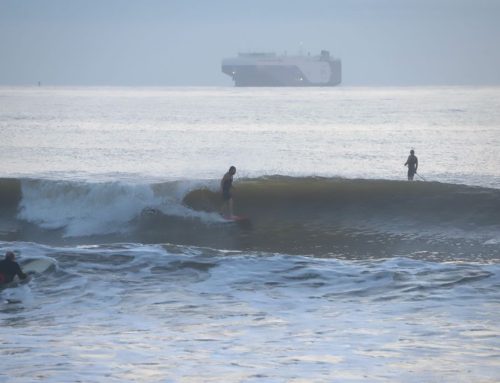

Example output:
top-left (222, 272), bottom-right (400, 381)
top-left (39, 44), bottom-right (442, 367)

top-left (404, 149), bottom-right (418, 181)
top-left (0, 251), bottom-right (28, 285)
top-left (220, 166), bottom-right (236, 218)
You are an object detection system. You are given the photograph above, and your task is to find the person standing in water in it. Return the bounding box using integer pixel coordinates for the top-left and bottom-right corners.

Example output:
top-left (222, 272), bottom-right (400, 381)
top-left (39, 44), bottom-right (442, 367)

top-left (404, 149), bottom-right (418, 181)
top-left (220, 166), bottom-right (236, 218)
top-left (0, 251), bottom-right (28, 285)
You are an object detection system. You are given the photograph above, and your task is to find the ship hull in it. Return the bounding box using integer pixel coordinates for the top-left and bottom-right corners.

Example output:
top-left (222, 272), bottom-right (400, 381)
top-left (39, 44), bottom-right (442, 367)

top-left (222, 52), bottom-right (341, 87)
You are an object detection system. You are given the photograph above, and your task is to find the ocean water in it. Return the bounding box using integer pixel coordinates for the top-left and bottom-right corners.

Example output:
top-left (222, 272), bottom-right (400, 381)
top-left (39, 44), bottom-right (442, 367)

top-left (1, 86), bottom-right (499, 382)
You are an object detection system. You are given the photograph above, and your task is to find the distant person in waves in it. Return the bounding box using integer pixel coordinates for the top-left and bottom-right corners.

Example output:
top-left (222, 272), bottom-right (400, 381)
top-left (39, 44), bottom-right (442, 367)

top-left (404, 149), bottom-right (419, 181)
top-left (0, 251), bottom-right (28, 285)
top-left (220, 166), bottom-right (236, 218)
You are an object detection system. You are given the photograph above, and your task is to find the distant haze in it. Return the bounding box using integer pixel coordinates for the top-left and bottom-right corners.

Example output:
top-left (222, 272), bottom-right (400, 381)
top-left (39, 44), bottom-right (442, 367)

top-left (1, 0), bottom-right (499, 86)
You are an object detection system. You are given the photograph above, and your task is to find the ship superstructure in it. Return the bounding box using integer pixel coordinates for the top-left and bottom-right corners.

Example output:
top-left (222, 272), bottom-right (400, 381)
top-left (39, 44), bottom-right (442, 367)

top-left (222, 50), bottom-right (341, 87)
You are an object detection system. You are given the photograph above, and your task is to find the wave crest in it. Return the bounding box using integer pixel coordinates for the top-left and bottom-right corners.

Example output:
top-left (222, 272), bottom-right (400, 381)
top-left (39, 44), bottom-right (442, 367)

top-left (1, 176), bottom-right (499, 258)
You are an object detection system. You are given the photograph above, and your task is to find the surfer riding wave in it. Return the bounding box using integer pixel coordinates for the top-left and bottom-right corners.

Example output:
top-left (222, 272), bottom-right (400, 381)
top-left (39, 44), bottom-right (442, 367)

top-left (220, 166), bottom-right (236, 218)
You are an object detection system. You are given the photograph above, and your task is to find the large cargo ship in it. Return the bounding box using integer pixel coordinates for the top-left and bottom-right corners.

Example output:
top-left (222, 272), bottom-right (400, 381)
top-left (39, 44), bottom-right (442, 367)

top-left (221, 50), bottom-right (341, 87)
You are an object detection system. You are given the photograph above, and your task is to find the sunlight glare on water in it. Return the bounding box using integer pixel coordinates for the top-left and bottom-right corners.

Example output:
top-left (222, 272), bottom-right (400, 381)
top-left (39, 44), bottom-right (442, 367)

top-left (1, 87), bottom-right (499, 382)
top-left (1, 86), bottom-right (500, 187)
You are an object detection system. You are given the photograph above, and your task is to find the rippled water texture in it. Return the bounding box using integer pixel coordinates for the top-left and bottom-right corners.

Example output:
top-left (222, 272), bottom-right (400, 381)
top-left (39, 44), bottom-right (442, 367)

top-left (1, 87), bottom-right (499, 382)
top-left (1, 244), bottom-right (499, 382)
top-left (1, 86), bottom-right (500, 187)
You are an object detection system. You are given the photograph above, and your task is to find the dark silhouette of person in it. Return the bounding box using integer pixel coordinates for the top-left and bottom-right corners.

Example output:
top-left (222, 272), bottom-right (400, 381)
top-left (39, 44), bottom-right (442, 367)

top-left (220, 166), bottom-right (236, 217)
top-left (404, 149), bottom-right (418, 181)
top-left (0, 251), bottom-right (28, 284)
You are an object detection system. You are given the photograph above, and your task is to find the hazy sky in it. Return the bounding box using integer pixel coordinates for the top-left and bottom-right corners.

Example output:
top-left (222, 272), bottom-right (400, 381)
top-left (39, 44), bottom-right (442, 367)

top-left (1, 0), bottom-right (499, 86)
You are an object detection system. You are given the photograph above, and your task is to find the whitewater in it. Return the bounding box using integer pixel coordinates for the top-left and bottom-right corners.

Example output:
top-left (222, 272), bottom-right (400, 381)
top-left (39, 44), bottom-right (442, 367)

top-left (1, 86), bottom-right (499, 382)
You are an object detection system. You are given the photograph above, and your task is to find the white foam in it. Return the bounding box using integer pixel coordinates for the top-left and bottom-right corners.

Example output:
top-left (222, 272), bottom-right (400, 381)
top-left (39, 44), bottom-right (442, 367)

top-left (17, 180), bottom-right (197, 237)
top-left (152, 179), bottom-right (226, 223)
top-left (17, 179), bottom-right (225, 237)
top-left (484, 237), bottom-right (500, 245)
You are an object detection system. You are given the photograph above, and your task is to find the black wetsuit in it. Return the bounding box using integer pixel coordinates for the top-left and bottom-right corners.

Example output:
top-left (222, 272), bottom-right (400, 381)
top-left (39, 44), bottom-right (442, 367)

top-left (405, 154), bottom-right (418, 179)
top-left (222, 175), bottom-right (233, 201)
top-left (0, 259), bottom-right (27, 284)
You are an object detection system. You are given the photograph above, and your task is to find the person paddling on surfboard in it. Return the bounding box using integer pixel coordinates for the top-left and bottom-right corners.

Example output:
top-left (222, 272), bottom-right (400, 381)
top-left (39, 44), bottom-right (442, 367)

top-left (220, 166), bottom-right (236, 218)
top-left (404, 149), bottom-right (418, 181)
top-left (0, 251), bottom-right (28, 285)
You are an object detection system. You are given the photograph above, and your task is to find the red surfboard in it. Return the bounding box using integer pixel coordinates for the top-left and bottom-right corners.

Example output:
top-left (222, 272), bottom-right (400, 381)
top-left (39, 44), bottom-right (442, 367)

top-left (221, 215), bottom-right (252, 228)
top-left (224, 215), bottom-right (248, 222)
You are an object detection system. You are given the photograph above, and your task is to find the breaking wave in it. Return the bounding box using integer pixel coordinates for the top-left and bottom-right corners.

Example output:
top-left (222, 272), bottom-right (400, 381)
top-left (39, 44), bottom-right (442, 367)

top-left (1, 176), bottom-right (499, 259)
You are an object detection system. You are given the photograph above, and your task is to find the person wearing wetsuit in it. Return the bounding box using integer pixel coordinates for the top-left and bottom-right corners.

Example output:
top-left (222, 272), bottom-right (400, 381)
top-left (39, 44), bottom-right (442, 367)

top-left (404, 149), bottom-right (419, 181)
top-left (220, 166), bottom-right (236, 218)
top-left (0, 251), bottom-right (27, 285)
